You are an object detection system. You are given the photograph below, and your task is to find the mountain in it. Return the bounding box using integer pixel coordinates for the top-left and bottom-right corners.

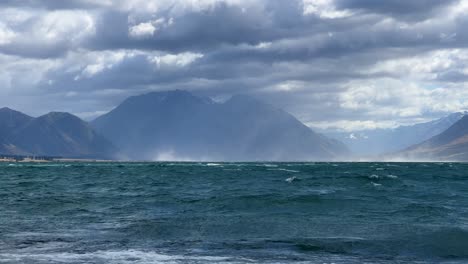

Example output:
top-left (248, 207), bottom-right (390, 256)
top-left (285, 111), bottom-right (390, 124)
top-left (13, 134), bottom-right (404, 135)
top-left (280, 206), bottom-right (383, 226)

top-left (92, 90), bottom-right (349, 161)
top-left (0, 110), bottom-right (117, 159)
top-left (398, 115), bottom-right (468, 161)
top-left (323, 112), bottom-right (465, 156)
top-left (0, 107), bottom-right (33, 154)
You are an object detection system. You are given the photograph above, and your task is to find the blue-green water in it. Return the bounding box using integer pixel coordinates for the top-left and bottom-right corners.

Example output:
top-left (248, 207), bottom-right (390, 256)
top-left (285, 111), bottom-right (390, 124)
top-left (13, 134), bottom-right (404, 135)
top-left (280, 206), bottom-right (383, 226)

top-left (1, 162), bottom-right (468, 263)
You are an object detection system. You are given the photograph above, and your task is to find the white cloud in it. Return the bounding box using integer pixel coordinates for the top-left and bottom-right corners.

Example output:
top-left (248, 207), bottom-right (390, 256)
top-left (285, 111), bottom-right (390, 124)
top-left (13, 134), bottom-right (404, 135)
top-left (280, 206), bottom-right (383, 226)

top-left (129, 22), bottom-right (156, 38)
top-left (75, 110), bottom-right (110, 121)
top-left (75, 50), bottom-right (133, 79)
top-left (0, 10), bottom-right (96, 54)
top-left (368, 49), bottom-right (468, 80)
top-left (270, 80), bottom-right (306, 92)
top-left (0, 23), bottom-right (16, 45)
top-left (448, 0), bottom-right (468, 16)
top-left (309, 119), bottom-right (399, 132)
top-left (114, 0), bottom-right (257, 14)
top-left (340, 80), bottom-right (427, 115)
top-left (0, 53), bottom-right (58, 100)
top-left (340, 78), bottom-right (468, 122)
top-left (302, 0), bottom-right (352, 18)
top-left (148, 52), bottom-right (204, 68)
top-left (128, 18), bottom-right (170, 38)
top-left (254, 42), bottom-right (272, 49)
top-left (35, 11), bottom-right (95, 44)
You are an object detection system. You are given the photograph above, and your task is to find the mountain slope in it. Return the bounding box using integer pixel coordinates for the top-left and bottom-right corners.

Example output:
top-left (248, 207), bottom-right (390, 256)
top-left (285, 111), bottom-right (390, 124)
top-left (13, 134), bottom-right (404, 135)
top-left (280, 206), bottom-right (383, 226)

top-left (0, 108), bottom-right (34, 154)
top-left (399, 115), bottom-right (468, 161)
top-left (0, 110), bottom-right (117, 159)
top-left (323, 112), bottom-right (465, 156)
top-left (92, 90), bottom-right (349, 161)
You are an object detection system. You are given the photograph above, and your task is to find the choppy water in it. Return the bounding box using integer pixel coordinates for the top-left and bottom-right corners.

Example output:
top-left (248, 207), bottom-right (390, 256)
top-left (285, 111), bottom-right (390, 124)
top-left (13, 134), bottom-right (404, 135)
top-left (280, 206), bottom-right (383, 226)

top-left (1, 162), bottom-right (468, 263)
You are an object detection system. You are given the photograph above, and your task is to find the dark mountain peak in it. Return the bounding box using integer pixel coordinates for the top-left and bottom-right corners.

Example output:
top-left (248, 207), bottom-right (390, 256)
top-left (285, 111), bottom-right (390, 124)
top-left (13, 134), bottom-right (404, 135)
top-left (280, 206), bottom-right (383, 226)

top-left (114, 90), bottom-right (214, 114)
top-left (0, 107), bottom-right (33, 134)
top-left (442, 112), bottom-right (466, 122)
top-left (431, 115), bottom-right (468, 144)
top-left (135, 90), bottom-right (211, 103)
top-left (142, 89), bottom-right (192, 99)
top-left (37, 112), bottom-right (84, 126)
top-left (6, 111), bottom-right (117, 159)
top-left (451, 111), bottom-right (466, 117)
top-left (0, 107), bottom-right (32, 118)
top-left (43, 111), bottom-right (78, 119)
top-left (160, 90), bottom-right (212, 104)
top-left (165, 89), bottom-right (195, 97)
top-left (92, 90), bottom-right (349, 161)
top-left (0, 107), bottom-right (117, 159)
top-left (398, 114), bottom-right (468, 161)
top-left (0, 107), bottom-right (14, 112)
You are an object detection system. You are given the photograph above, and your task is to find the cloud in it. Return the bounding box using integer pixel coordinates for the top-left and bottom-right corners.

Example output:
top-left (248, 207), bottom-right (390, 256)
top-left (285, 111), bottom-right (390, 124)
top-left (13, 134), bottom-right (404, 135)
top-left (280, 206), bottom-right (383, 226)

top-left (128, 18), bottom-right (172, 38)
top-left (0, 0), bottom-right (467, 131)
top-left (147, 52), bottom-right (204, 68)
top-left (0, 23), bottom-right (16, 45)
top-left (75, 50), bottom-right (130, 79)
top-left (0, 0), bottom-right (103, 10)
top-left (302, 0), bottom-right (352, 18)
top-left (129, 22), bottom-right (156, 38)
top-left (310, 119), bottom-right (399, 132)
top-left (334, 0), bottom-right (458, 20)
top-left (0, 9), bottom-right (95, 58)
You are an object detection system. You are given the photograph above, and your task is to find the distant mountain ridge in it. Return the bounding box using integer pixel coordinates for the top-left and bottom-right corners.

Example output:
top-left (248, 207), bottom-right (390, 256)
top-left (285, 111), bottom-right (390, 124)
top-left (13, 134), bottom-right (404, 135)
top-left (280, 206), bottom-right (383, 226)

top-left (398, 115), bottom-right (468, 161)
top-left (4, 92), bottom-right (468, 161)
top-left (92, 90), bottom-right (349, 161)
top-left (0, 108), bottom-right (117, 159)
top-left (323, 112), bottom-right (466, 156)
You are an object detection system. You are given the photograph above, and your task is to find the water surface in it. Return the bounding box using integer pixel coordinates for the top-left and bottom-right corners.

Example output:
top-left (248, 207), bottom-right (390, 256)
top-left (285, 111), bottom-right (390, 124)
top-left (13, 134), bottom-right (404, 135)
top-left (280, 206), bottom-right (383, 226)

top-left (1, 162), bottom-right (467, 263)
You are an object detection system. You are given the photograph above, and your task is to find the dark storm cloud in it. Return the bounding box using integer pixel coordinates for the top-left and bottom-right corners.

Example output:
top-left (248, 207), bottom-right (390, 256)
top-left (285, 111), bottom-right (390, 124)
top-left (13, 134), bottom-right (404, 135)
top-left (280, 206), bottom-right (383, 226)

top-left (334, 0), bottom-right (458, 19)
top-left (0, 41), bottom-right (70, 59)
top-left (0, 0), bottom-right (102, 10)
top-left (436, 71), bottom-right (468, 83)
top-left (0, 0), bottom-right (467, 130)
top-left (86, 2), bottom-right (300, 53)
top-left (83, 0), bottom-right (466, 65)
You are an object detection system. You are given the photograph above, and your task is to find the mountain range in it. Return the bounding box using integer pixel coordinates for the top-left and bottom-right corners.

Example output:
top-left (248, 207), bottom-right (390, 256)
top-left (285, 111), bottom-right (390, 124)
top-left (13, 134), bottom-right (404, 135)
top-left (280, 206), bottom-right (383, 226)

top-left (323, 112), bottom-right (466, 156)
top-left (0, 108), bottom-right (116, 159)
top-left (398, 115), bottom-right (468, 161)
top-left (2, 90), bottom-right (468, 161)
top-left (92, 90), bottom-right (349, 161)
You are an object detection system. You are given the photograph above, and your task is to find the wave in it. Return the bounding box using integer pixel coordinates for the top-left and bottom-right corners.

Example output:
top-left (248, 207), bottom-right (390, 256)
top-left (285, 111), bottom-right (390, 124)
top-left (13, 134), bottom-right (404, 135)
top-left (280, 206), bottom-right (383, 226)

top-left (206, 163), bottom-right (223, 167)
top-left (0, 250), bottom-right (244, 264)
top-left (268, 168), bottom-right (300, 173)
top-left (3, 229), bottom-right (468, 264)
top-left (285, 176), bottom-right (299, 183)
top-left (261, 164), bottom-right (278, 168)
top-left (275, 228), bottom-right (468, 260)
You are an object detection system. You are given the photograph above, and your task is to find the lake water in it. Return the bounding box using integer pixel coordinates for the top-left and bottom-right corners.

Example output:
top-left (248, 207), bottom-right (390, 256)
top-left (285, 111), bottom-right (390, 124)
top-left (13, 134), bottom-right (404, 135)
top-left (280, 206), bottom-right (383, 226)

top-left (1, 162), bottom-right (467, 263)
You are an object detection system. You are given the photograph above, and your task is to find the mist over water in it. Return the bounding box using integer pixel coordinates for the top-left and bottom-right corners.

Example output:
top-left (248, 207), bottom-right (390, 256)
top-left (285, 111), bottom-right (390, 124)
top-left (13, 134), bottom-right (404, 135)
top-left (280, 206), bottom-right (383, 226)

top-left (1, 162), bottom-right (468, 263)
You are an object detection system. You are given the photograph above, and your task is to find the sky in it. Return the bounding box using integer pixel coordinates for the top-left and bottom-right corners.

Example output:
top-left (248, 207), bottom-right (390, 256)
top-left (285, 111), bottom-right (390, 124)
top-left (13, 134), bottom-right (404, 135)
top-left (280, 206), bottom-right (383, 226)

top-left (1, 0), bottom-right (468, 132)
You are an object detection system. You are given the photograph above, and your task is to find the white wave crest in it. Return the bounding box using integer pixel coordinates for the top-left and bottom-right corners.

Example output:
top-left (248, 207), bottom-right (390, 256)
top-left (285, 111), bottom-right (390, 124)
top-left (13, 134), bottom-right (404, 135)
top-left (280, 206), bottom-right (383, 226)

top-left (0, 250), bottom-right (247, 264)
